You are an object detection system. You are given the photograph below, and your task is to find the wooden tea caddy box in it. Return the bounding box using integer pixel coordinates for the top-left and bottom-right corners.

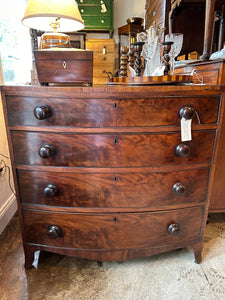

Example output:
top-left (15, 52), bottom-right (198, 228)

top-left (34, 49), bottom-right (93, 86)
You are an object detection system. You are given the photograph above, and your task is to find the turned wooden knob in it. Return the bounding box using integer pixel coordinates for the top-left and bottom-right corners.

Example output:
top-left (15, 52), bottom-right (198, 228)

top-left (175, 143), bottom-right (191, 157)
top-left (44, 184), bottom-right (59, 197)
top-left (179, 106), bottom-right (195, 120)
top-left (173, 182), bottom-right (186, 195)
top-left (39, 144), bottom-right (55, 159)
top-left (34, 105), bottom-right (51, 120)
top-left (168, 223), bottom-right (181, 236)
top-left (48, 225), bottom-right (62, 239)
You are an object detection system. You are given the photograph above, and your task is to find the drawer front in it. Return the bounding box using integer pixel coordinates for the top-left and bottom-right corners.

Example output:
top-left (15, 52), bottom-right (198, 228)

top-left (12, 131), bottom-right (215, 167)
top-left (193, 69), bottom-right (220, 85)
top-left (78, 0), bottom-right (100, 4)
top-left (93, 52), bottom-right (115, 65)
top-left (78, 0), bottom-right (113, 9)
top-left (93, 65), bottom-right (114, 78)
top-left (93, 77), bottom-right (109, 85)
top-left (18, 168), bottom-right (209, 208)
top-left (23, 206), bottom-right (204, 250)
top-left (6, 96), bottom-right (220, 128)
top-left (79, 5), bottom-right (111, 16)
top-left (86, 40), bottom-right (115, 53)
top-left (175, 65), bottom-right (221, 85)
top-left (82, 16), bottom-right (112, 30)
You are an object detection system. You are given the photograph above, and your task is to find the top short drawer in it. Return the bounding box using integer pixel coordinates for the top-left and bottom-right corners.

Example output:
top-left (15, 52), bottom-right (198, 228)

top-left (86, 39), bottom-right (115, 53)
top-left (6, 96), bottom-right (220, 128)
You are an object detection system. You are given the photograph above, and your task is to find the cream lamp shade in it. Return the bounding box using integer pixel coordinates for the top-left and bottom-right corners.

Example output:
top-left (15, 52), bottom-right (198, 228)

top-left (22, 0), bottom-right (85, 32)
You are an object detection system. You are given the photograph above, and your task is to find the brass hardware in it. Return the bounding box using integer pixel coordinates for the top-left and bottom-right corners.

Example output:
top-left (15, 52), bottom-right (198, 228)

top-left (63, 61), bottom-right (66, 69)
top-left (114, 103), bottom-right (118, 109)
top-left (103, 46), bottom-right (106, 54)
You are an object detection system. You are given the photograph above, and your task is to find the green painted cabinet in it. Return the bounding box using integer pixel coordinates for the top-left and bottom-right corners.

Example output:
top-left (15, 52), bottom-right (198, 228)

top-left (77, 0), bottom-right (114, 37)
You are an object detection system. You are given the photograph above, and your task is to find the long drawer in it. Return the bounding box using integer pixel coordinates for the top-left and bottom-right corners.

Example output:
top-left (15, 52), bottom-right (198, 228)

top-left (6, 96), bottom-right (220, 127)
top-left (12, 131), bottom-right (216, 167)
top-left (23, 206), bottom-right (204, 250)
top-left (18, 168), bottom-right (209, 208)
top-left (79, 5), bottom-right (111, 16)
top-left (82, 16), bottom-right (112, 30)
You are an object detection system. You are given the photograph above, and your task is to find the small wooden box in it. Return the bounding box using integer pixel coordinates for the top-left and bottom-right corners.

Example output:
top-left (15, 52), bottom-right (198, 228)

top-left (34, 49), bottom-right (93, 85)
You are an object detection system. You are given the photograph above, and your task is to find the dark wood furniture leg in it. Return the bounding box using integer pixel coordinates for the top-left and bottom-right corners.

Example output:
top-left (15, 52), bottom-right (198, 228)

top-left (192, 242), bottom-right (203, 264)
top-left (24, 245), bottom-right (36, 269)
top-left (201, 0), bottom-right (216, 60)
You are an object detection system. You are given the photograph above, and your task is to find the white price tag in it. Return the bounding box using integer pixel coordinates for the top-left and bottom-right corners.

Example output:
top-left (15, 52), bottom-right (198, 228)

top-left (181, 117), bottom-right (192, 142)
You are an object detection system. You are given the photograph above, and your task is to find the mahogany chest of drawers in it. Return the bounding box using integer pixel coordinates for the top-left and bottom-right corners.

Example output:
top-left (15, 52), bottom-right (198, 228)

top-left (1, 85), bottom-right (225, 268)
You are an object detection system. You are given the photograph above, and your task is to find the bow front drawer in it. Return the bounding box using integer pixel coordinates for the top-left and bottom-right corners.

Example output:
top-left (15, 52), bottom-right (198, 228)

top-left (6, 96), bottom-right (220, 128)
top-left (23, 206), bottom-right (204, 251)
top-left (12, 131), bottom-right (216, 167)
top-left (18, 168), bottom-right (209, 208)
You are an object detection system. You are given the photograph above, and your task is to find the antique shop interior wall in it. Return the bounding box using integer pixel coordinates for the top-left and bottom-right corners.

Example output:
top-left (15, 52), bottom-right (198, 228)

top-left (0, 60), bottom-right (16, 234)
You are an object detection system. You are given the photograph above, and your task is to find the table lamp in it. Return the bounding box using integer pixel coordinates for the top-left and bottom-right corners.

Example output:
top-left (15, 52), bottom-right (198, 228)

top-left (22, 0), bottom-right (85, 49)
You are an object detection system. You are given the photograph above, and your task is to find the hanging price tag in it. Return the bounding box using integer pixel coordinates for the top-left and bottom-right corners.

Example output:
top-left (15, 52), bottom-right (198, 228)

top-left (181, 117), bottom-right (192, 141)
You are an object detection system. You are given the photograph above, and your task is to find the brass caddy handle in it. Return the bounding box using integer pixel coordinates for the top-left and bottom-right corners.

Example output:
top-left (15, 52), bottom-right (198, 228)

top-left (48, 225), bottom-right (62, 239)
top-left (172, 182), bottom-right (186, 195)
top-left (179, 106), bottom-right (195, 120)
top-left (44, 184), bottom-right (59, 197)
top-left (168, 223), bottom-right (181, 237)
top-left (39, 144), bottom-right (55, 159)
top-left (175, 143), bottom-right (191, 157)
top-left (34, 105), bottom-right (51, 120)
